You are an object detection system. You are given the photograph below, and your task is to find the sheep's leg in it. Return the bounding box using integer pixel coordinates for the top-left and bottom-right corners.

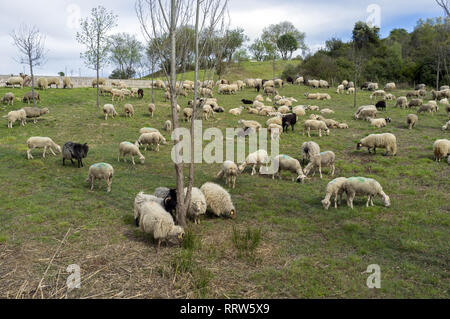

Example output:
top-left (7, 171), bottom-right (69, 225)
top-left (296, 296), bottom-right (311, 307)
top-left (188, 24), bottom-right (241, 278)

top-left (63, 158), bottom-right (66, 166)
top-left (366, 196), bottom-right (371, 207)
top-left (49, 148), bottom-right (57, 156)
top-left (132, 157), bottom-right (136, 166)
top-left (90, 178), bottom-right (95, 191)
top-left (334, 194), bottom-right (338, 209)
top-left (27, 149), bottom-right (33, 160)
top-left (43, 146), bottom-right (47, 158)
top-left (251, 165), bottom-right (256, 176)
top-left (319, 165), bottom-right (323, 179)
top-left (331, 165), bottom-right (335, 176)
top-left (107, 178), bottom-right (112, 193)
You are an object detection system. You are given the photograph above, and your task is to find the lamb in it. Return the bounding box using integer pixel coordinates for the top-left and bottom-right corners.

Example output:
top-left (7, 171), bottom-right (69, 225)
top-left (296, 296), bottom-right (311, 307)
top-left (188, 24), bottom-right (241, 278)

top-left (301, 141), bottom-right (321, 164)
top-left (124, 104), bottom-right (135, 118)
top-left (203, 104), bottom-right (215, 120)
top-left (321, 109), bottom-right (335, 116)
top-left (6, 77), bottom-right (24, 88)
top-left (406, 114), bottom-right (418, 129)
top-left (63, 77), bottom-right (73, 89)
top-left (103, 104), bottom-right (118, 120)
top-left (1, 92), bottom-right (15, 105)
top-left (118, 142), bottom-right (145, 165)
top-left (384, 83), bottom-right (396, 91)
top-left (164, 120), bottom-right (172, 132)
top-left (4, 109), bottom-right (27, 128)
top-left (304, 120), bottom-right (330, 138)
top-left (304, 151), bottom-right (336, 179)
top-left (347, 87), bottom-right (355, 95)
top-left (148, 104), bottom-right (156, 117)
top-left (342, 177), bottom-right (390, 209)
top-left (136, 201), bottom-right (184, 247)
top-left (417, 103), bottom-right (438, 114)
top-left (442, 120), bottom-right (450, 131)
top-left (321, 177), bottom-right (348, 210)
top-left (183, 108), bottom-right (193, 122)
top-left (22, 107), bottom-right (50, 124)
top-left (357, 133), bottom-right (397, 156)
top-left (292, 106), bottom-right (306, 117)
top-left (135, 132), bottom-right (167, 152)
top-left (408, 99), bottom-right (423, 108)
top-left (336, 85), bottom-right (345, 94)
top-left (22, 91), bottom-right (40, 104)
top-left (184, 187), bottom-right (207, 224)
top-left (433, 139), bottom-right (450, 162)
top-left (238, 150), bottom-right (269, 175)
top-left (62, 142), bottom-right (89, 168)
top-left (26, 137), bottom-right (61, 160)
top-left (396, 96), bottom-right (408, 108)
top-left (216, 161), bottom-right (239, 189)
top-left (282, 113), bottom-right (297, 132)
top-left (272, 155), bottom-right (307, 182)
top-left (369, 118), bottom-right (391, 128)
top-left (370, 90), bottom-right (386, 100)
top-left (200, 183), bottom-right (236, 219)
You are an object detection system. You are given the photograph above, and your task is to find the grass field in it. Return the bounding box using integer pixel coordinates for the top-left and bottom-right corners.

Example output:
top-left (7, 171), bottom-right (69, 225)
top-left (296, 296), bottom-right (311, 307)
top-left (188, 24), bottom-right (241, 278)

top-left (0, 79), bottom-right (449, 299)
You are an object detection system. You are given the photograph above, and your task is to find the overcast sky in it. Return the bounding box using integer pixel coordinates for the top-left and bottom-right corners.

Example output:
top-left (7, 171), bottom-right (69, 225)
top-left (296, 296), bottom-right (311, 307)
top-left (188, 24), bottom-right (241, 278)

top-left (0, 0), bottom-right (444, 77)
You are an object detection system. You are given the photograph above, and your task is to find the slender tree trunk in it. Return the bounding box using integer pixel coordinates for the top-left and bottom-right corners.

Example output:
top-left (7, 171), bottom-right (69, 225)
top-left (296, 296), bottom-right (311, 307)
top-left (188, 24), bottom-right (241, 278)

top-left (272, 57), bottom-right (276, 80)
top-left (29, 57), bottom-right (36, 108)
top-left (436, 53), bottom-right (441, 91)
top-left (151, 60), bottom-right (155, 104)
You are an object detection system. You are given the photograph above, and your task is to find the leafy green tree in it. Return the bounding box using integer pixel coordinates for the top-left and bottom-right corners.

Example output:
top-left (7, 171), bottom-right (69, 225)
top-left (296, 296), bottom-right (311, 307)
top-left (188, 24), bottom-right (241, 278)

top-left (108, 33), bottom-right (143, 79)
top-left (249, 38), bottom-right (266, 61)
top-left (277, 34), bottom-right (298, 60)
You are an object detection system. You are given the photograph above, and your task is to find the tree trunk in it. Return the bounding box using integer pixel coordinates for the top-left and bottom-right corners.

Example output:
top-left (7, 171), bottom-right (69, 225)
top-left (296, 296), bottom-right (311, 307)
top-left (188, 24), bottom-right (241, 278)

top-left (436, 53), bottom-right (441, 91)
top-left (29, 56), bottom-right (36, 108)
top-left (170, 0), bottom-right (187, 228)
top-left (151, 59), bottom-right (155, 104)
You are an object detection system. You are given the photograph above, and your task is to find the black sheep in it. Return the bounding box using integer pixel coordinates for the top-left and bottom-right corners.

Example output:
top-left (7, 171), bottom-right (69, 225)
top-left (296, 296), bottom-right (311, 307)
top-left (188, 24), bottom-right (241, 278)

top-left (164, 189), bottom-right (178, 221)
top-left (282, 113), bottom-right (297, 133)
top-left (361, 82), bottom-right (370, 90)
top-left (286, 76), bottom-right (294, 85)
top-left (375, 101), bottom-right (386, 111)
top-left (241, 99), bottom-right (253, 105)
top-left (255, 84), bottom-right (261, 92)
top-left (138, 89), bottom-right (144, 99)
top-left (62, 142), bottom-right (89, 168)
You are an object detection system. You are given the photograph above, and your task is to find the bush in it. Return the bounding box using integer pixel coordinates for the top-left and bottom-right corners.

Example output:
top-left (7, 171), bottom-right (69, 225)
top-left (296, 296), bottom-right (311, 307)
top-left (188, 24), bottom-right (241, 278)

top-left (281, 63), bottom-right (300, 81)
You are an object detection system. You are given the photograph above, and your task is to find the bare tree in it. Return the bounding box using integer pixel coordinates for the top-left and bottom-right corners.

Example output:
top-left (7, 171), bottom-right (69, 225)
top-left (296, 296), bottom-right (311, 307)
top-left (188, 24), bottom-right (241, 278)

top-left (76, 6), bottom-right (118, 107)
top-left (136, 0), bottom-right (228, 228)
top-left (11, 24), bottom-right (47, 107)
top-left (436, 0), bottom-right (450, 17)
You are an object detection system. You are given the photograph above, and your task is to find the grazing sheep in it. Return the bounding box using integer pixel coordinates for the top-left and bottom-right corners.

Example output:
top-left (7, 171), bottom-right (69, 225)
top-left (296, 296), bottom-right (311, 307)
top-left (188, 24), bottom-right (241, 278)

top-left (282, 113), bottom-right (297, 132)
top-left (347, 87), bottom-right (355, 95)
top-left (37, 78), bottom-right (48, 90)
top-left (118, 142), bottom-right (145, 165)
top-left (86, 163), bottom-right (114, 193)
top-left (27, 137), bottom-right (61, 160)
top-left (184, 187), bottom-right (207, 224)
top-left (304, 151), bottom-right (336, 179)
top-left (278, 106), bottom-right (290, 114)
top-left (375, 101), bottom-right (386, 111)
top-left (103, 104), bottom-right (118, 120)
top-left (406, 114), bottom-right (418, 129)
top-left (22, 107), bottom-right (49, 124)
top-left (272, 155), bottom-right (307, 182)
top-left (441, 120), bottom-right (450, 131)
top-left (336, 85), bottom-right (345, 94)
top-left (200, 183), bottom-right (236, 219)
top-left (417, 103), bottom-right (438, 114)
top-left (229, 108), bottom-right (243, 116)
top-left (357, 133), bottom-right (397, 156)
top-left (4, 109), bottom-right (27, 128)
top-left (268, 123), bottom-right (283, 140)
top-left (408, 99), bottom-right (423, 108)
top-left (133, 192), bottom-right (165, 225)
top-left (396, 96), bottom-right (408, 108)
top-left (203, 104), bottom-right (215, 120)
top-left (292, 105), bottom-right (306, 117)
top-left (432, 89), bottom-right (450, 100)
top-left (406, 90), bottom-right (421, 98)
top-left (416, 84), bottom-right (426, 90)
top-left (164, 120), bottom-right (172, 132)
top-left (370, 90), bottom-right (387, 100)
top-left (124, 104), bottom-right (135, 118)
top-left (307, 105), bottom-right (320, 112)
top-left (385, 94), bottom-right (396, 101)
top-left (321, 109), bottom-right (335, 116)
top-left (111, 89), bottom-right (124, 101)
top-left (321, 177), bottom-right (348, 210)
top-left (148, 104), bottom-right (156, 117)
top-left (433, 139), bottom-right (450, 162)
top-left (354, 105), bottom-right (378, 120)
top-left (183, 108), bottom-right (193, 122)
top-left (1, 92), bottom-right (15, 105)
top-left (368, 83), bottom-right (379, 91)
top-left (238, 150), bottom-right (269, 175)
top-left (342, 177), bottom-right (390, 209)
top-left (239, 120), bottom-right (262, 132)
top-left (6, 77), bottom-right (24, 88)
top-left (323, 119), bottom-right (340, 129)
top-left (307, 80), bottom-right (320, 88)
top-left (384, 83), bottom-right (396, 91)
top-left (304, 120), bottom-right (330, 138)
top-left (92, 78), bottom-right (106, 87)
top-left (22, 91), bottom-right (40, 104)
top-left (301, 141), bottom-right (321, 164)
top-left (216, 161), bottom-right (239, 189)
top-left (264, 87), bottom-right (278, 96)
top-left (440, 85), bottom-right (449, 91)
top-left (62, 142), bottom-right (89, 168)
top-left (139, 127), bottom-right (160, 135)
top-left (370, 118), bottom-right (391, 128)
top-left (338, 123), bottom-right (349, 129)
top-left (135, 132), bottom-right (167, 152)
top-left (136, 201), bottom-right (184, 248)
top-left (63, 77), bottom-right (73, 89)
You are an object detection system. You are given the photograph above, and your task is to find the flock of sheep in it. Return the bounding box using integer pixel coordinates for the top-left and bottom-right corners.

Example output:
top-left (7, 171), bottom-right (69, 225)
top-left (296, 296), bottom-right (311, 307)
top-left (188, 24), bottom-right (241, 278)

top-left (1, 73), bottom-right (450, 248)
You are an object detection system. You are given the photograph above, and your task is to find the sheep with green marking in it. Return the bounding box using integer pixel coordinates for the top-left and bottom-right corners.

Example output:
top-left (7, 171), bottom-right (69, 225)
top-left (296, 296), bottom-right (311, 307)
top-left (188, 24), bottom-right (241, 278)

top-left (321, 177), bottom-right (348, 210)
top-left (118, 142), bottom-right (145, 165)
top-left (342, 177), bottom-right (390, 209)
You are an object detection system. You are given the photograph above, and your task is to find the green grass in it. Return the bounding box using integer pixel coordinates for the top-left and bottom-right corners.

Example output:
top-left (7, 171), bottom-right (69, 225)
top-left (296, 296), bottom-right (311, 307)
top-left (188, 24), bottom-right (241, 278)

top-left (0, 74), bottom-right (449, 299)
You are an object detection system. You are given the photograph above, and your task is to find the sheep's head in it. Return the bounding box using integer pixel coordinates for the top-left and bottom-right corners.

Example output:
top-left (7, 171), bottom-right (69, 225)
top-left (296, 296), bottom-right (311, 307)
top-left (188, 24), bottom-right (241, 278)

top-left (42, 108), bottom-right (50, 115)
top-left (81, 144), bottom-right (89, 157)
top-left (325, 128), bottom-right (330, 136)
top-left (321, 199), bottom-right (331, 210)
top-left (168, 226), bottom-right (185, 245)
top-left (382, 195), bottom-right (391, 208)
top-left (356, 143), bottom-right (363, 150)
top-left (54, 145), bottom-right (62, 154)
top-left (385, 118), bottom-right (392, 123)
top-left (296, 174), bottom-right (308, 184)
top-left (224, 209), bottom-right (237, 220)
top-left (139, 155), bottom-right (145, 165)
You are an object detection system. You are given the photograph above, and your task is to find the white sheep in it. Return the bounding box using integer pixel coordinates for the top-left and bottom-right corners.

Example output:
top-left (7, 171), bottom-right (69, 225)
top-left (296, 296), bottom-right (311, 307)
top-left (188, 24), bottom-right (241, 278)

top-left (442, 120), bottom-right (450, 131)
top-left (200, 182), bottom-right (236, 219)
top-left (238, 150), bottom-right (269, 176)
top-left (124, 104), bottom-right (135, 118)
top-left (384, 83), bottom-right (396, 91)
top-left (321, 177), bottom-right (348, 210)
top-left (4, 109), bottom-right (26, 128)
top-left (304, 151), bottom-right (336, 179)
top-left (301, 141), bottom-right (321, 164)
top-left (266, 116), bottom-right (282, 127)
top-left (135, 132), bottom-right (167, 152)
top-left (320, 109), bottom-right (335, 116)
top-left (433, 139), bottom-right (450, 162)
top-left (6, 77), bottom-right (24, 88)
top-left (103, 104), bottom-right (118, 120)
top-left (229, 108), bottom-right (243, 116)
top-left (272, 155), bottom-right (307, 182)
top-left (148, 104), bottom-right (156, 117)
top-left (86, 163), bottom-right (114, 193)
top-left (135, 201), bottom-right (184, 248)
top-left (342, 177), bottom-right (390, 209)
top-left (336, 85), bottom-right (345, 94)
top-left (164, 120), bottom-right (173, 132)
top-left (406, 114), bottom-right (418, 129)
top-left (304, 120), bottom-right (330, 138)
top-left (216, 161), bottom-right (239, 189)
top-left (118, 142), bottom-right (145, 165)
top-left (396, 97), bottom-right (408, 108)
top-left (357, 133), bottom-right (397, 156)
top-left (184, 187), bottom-right (207, 224)
top-left (355, 105), bottom-right (378, 120)
top-left (26, 137), bottom-right (61, 160)
top-left (1, 92), bottom-right (15, 105)
top-left (338, 123), bottom-right (349, 129)
top-left (347, 87), bottom-right (355, 95)
top-left (369, 118), bottom-right (389, 128)
top-left (292, 106), bottom-right (306, 117)
top-left (139, 127), bottom-right (160, 135)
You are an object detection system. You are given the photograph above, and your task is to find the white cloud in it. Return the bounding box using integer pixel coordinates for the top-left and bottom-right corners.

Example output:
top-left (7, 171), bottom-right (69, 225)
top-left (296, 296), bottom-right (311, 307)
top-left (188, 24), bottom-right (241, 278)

top-left (0, 0), bottom-right (443, 76)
